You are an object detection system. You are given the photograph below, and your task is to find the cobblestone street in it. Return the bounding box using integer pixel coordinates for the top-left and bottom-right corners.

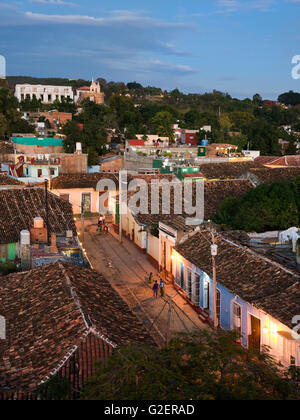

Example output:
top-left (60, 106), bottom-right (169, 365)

top-left (77, 218), bottom-right (206, 346)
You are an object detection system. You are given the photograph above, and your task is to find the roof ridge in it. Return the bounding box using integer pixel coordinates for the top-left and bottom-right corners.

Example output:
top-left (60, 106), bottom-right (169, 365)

top-left (58, 263), bottom-right (118, 346)
top-left (220, 235), bottom-right (299, 278)
top-left (58, 262), bottom-right (90, 330)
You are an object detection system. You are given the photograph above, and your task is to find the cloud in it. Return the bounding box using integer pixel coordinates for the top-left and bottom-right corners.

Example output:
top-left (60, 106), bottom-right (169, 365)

top-left (216, 0), bottom-right (274, 12)
top-left (29, 0), bottom-right (77, 6)
top-left (0, 3), bottom-right (197, 84)
top-left (23, 10), bottom-right (186, 29)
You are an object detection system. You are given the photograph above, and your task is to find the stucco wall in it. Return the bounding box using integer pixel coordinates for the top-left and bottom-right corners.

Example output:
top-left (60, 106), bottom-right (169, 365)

top-left (173, 254), bottom-right (300, 367)
top-left (100, 157), bottom-right (124, 172)
top-left (147, 234), bottom-right (159, 263)
top-left (59, 154), bottom-right (88, 174)
top-left (51, 188), bottom-right (99, 214)
top-left (15, 144), bottom-right (64, 154)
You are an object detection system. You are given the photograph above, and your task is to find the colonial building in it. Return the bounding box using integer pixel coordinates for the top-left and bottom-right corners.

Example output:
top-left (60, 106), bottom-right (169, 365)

top-left (15, 84), bottom-right (74, 104)
top-left (116, 178), bottom-right (253, 271)
top-left (173, 231), bottom-right (300, 368)
top-left (76, 79), bottom-right (105, 105)
top-left (51, 173), bottom-right (119, 215)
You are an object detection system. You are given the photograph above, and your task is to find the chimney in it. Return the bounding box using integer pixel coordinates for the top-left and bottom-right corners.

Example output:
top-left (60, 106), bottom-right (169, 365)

top-left (30, 217), bottom-right (47, 244)
top-left (19, 230), bottom-right (32, 271)
top-left (34, 217), bottom-right (44, 229)
top-left (0, 316), bottom-right (5, 340)
top-left (75, 142), bottom-right (82, 155)
top-left (50, 233), bottom-right (58, 254)
top-left (66, 230), bottom-right (73, 239)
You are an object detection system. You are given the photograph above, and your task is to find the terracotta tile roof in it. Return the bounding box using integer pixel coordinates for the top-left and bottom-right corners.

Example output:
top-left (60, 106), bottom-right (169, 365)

top-left (0, 175), bottom-right (24, 186)
top-left (249, 167), bottom-right (300, 184)
top-left (182, 172), bottom-right (204, 178)
top-left (0, 262), bottom-right (155, 392)
top-left (51, 173), bottom-right (119, 190)
top-left (0, 188), bottom-right (76, 244)
top-left (159, 215), bottom-right (195, 232)
top-left (175, 231), bottom-right (300, 330)
top-left (267, 156), bottom-right (300, 167)
top-left (254, 156), bottom-right (281, 165)
top-left (0, 141), bottom-right (14, 154)
top-left (200, 162), bottom-right (262, 179)
top-left (130, 174), bottom-right (175, 183)
top-left (255, 155), bottom-right (300, 167)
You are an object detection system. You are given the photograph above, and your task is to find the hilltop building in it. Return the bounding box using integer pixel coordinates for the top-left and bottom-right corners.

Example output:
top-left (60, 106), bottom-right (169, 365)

top-left (15, 84), bottom-right (74, 104)
top-left (76, 79), bottom-right (105, 105)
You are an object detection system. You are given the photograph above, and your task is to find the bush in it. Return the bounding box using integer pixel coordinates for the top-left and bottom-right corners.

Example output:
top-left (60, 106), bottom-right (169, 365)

top-left (81, 330), bottom-right (300, 400)
top-left (0, 262), bottom-right (18, 276)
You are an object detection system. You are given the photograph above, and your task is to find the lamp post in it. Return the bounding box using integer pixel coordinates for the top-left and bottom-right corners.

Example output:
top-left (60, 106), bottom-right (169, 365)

top-left (81, 201), bottom-right (85, 248)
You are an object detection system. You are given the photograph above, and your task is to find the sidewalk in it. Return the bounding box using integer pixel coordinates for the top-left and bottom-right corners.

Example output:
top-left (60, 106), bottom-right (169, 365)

top-left (78, 219), bottom-right (207, 346)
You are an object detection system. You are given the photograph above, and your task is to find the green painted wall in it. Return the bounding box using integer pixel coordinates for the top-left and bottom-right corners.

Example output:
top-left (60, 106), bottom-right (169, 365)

top-left (115, 203), bottom-right (120, 225)
top-left (0, 243), bottom-right (16, 263)
top-left (153, 159), bottom-right (163, 169)
top-left (8, 243), bottom-right (17, 261)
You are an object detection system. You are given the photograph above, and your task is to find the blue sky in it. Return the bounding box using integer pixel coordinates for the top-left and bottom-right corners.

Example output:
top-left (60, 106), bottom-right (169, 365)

top-left (0, 0), bottom-right (300, 98)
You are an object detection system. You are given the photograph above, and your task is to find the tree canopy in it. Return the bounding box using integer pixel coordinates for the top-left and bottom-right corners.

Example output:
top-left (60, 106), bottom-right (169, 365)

top-left (4, 76), bottom-right (300, 161)
top-left (81, 330), bottom-right (300, 401)
top-left (213, 177), bottom-right (300, 232)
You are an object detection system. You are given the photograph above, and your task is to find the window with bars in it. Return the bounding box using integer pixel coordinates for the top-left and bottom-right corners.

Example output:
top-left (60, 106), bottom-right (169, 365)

top-left (193, 273), bottom-right (200, 306)
top-left (186, 268), bottom-right (192, 299)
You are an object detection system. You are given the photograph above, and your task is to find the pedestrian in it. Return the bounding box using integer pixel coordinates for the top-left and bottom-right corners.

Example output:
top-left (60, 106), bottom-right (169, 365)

top-left (153, 280), bottom-right (159, 298)
top-left (159, 279), bottom-right (165, 297)
top-left (104, 223), bottom-right (109, 234)
top-left (98, 215), bottom-right (104, 232)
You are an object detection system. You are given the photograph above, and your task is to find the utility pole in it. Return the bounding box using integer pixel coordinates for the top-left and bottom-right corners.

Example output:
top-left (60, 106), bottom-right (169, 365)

top-left (211, 230), bottom-right (218, 329)
top-left (119, 170), bottom-right (128, 244)
top-left (45, 179), bottom-right (50, 245)
top-left (81, 202), bottom-right (85, 247)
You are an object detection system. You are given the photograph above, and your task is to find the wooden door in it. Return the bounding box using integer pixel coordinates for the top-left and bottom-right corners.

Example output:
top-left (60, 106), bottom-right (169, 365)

top-left (248, 315), bottom-right (261, 351)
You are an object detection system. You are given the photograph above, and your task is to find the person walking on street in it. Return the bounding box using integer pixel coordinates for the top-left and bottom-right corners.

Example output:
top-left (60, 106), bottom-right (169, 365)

top-left (98, 215), bottom-right (104, 232)
top-left (153, 280), bottom-right (159, 298)
top-left (160, 279), bottom-right (165, 297)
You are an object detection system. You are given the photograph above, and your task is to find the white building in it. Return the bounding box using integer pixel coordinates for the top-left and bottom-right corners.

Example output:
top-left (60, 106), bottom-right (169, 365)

top-left (15, 84), bottom-right (74, 104)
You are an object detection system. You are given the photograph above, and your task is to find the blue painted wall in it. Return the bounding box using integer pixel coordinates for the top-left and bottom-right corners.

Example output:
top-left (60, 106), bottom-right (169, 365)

top-left (182, 263), bottom-right (250, 347)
